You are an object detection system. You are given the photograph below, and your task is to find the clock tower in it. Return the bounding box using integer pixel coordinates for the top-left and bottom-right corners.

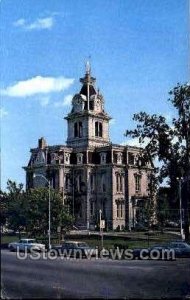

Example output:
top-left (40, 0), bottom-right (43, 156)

top-left (65, 63), bottom-right (112, 148)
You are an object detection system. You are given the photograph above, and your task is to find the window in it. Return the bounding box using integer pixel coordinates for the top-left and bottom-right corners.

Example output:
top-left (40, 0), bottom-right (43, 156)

top-left (100, 152), bottom-right (107, 164)
top-left (90, 174), bottom-right (95, 192)
top-left (101, 199), bottom-right (106, 219)
top-left (64, 153), bottom-right (70, 165)
top-left (74, 122), bottom-right (83, 138)
top-left (76, 153), bottom-right (83, 165)
top-left (116, 152), bottom-right (123, 164)
top-left (120, 175), bottom-right (123, 192)
top-left (116, 201), bottom-right (124, 218)
top-left (65, 174), bottom-right (70, 191)
top-left (79, 122), bottom-right (82, 137)
top-left (116, 174), bottom-right (119, 192)
top-left (76, 174), bottom-right (82, 192)
top-left (101, 174), bottom-right (106, 192)
top-left (116, 203), bottom-right (119, 218)
top-left (116, 173), bottom-right (123, 192)
top-left (120, 204), bottom-right (123, 218)
top-left (128, 153), bottom-right (135, 165)
top-left (74, 122), bottom-right (78, 137)
top-left (99, 123), bottom-right (102, 137)
top-left (89, 100), bottom-right (94, 110)
top-left (95, 121), bottom-right (103, 137)
top-left (135, 174), bottom-right (141, 192)
top-left (90, 201), bottom-right (95, 217)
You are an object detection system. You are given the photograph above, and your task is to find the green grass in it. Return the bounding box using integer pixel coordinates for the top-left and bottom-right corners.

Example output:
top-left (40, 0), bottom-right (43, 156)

top-left (1, 230), bottom-right (180, 249)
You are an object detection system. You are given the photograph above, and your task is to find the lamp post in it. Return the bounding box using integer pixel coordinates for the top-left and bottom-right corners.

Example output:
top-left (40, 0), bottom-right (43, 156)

top-left (33, 173), bottom-right (51, 250)
top-left (177, 177), bottom-right (185, 240)
top-left (178, 178), bottom-right (183, 240)
top-left (99, 209), bottom-right (104, 250)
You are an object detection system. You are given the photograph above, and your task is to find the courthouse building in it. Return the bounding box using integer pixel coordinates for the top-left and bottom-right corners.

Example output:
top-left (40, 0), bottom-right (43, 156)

top-left (24, 64), bottom-right (153, 230)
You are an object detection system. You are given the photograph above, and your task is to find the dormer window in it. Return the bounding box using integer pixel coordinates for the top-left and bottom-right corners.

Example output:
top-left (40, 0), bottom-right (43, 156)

top-left (116, 152), bottom-right (123, 164)
top-left (64, 153), bottom-right (70, 165)
top-left (100, 152), bottom-right (107, 164)
top-left (76, 153), bottom-right (83, 165)
top-left (50, 152), bottom-right (57, 164)
top-left (95, 121), bottom-right (102, 137)
top-left (128, 152), bottom-right (135, 165)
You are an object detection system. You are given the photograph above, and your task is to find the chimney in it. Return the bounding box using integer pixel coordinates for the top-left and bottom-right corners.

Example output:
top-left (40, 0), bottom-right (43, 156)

top-left (38, 137), bottom-right (47, 149)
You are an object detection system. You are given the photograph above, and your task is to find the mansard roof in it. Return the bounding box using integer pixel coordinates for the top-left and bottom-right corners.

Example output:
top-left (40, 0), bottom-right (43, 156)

top-left (80, 84), bottom-right (96, 97)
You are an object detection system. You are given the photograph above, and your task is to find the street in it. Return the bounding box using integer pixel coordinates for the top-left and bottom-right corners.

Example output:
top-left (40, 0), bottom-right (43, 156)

top-left (1, 249), bottom-right (190, 299)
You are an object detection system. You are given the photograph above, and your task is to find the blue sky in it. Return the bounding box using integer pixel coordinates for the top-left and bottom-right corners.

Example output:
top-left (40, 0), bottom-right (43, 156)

top-left (0, 0), bottom-right (189, 190)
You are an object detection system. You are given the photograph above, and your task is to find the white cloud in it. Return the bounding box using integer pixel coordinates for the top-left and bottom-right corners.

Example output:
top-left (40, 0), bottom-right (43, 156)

top-left (110, 118), bottom-right (116, 125)
top-left (40, 96), bottom-right (50, 107)
top-left (54, 94), bottom-right (73, 107)
top-left (1, 76), bottom-right (74, 98)
top-left (120, 137), bottom-right (150, 148)
top-left (13, 17), bottom-right (54, 31)
top-left (0, 108), bottom-right (8, 119)
top-left (14, 18), bottom-right (26, 27)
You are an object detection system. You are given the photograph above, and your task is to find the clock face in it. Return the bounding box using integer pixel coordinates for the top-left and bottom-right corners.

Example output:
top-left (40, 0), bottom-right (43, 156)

top-left (72, 95), bottom-right (84, 112)
top-left (73, 95), bottom-right (82, 105)
top-left (95, 99), bottom-right (101, 110)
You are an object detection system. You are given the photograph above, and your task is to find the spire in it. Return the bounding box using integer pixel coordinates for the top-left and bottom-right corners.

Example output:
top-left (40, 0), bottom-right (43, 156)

top-left (80, 60), bottom-right (96, 102)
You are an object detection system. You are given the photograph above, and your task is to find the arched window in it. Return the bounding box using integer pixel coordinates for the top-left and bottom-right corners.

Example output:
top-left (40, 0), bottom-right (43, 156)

top-left (116, 173), bottom-right (123, 192)
top-left (99, 123), bottom-right (102, 137)
top-left (74, 122), bottom-right (83, 138)
top-left (101, 174), bottom-right (106, 192)
top-left (79, 122), bottom-right (83, 138)
top-left (135, 174), bottom-right (141, 192)
top-left (74, 122), bottom-right (78, 137)
top-left (90, 200), bottom-right (95, 217)
top-left (76, 174), bottom-right (82, 192)
top-left (90, 173), bottom-right (95, 192)
top-left (95, 121), bottom-right (99, 137)
top-left (65, 174), bottom-right (70, 191)
top-left (95, 121), bottom-right (103, 137)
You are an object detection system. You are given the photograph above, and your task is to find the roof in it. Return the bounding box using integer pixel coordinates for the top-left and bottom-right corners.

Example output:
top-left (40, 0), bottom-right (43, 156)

top-left (80, 84), bottom-right (96, 97)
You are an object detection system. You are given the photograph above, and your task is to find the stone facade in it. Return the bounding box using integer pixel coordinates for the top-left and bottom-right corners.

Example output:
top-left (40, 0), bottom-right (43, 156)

top-left (24, 64), bottom-right (153, 230)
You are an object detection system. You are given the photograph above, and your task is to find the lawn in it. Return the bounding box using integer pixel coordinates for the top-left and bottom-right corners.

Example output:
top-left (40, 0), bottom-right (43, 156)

top-left (1, 230), bottom-right (181, 250)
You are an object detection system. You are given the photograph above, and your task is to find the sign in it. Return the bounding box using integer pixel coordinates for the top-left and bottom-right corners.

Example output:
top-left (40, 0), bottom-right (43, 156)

top-left (100, 220), bottom-right (105, 229)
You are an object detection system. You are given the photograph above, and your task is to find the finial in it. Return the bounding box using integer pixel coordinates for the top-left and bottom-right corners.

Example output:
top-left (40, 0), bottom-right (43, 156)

top-left (85, 61), bottom-right (90, 74)
top-left (85, 56), bottom-right (91, 74)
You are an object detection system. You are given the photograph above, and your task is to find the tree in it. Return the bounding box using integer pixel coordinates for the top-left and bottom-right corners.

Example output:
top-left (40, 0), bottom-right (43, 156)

top-left (156, 188), bottom-right (170, 230)
top-left (1, 180), bottom-right (74, 239)
top-left (125, 83), bottom-right (190, 240)
top-left (1, 181), bottom-right (27, 238)
top-left (24, 187), bottom-right (74, 237)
